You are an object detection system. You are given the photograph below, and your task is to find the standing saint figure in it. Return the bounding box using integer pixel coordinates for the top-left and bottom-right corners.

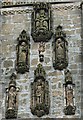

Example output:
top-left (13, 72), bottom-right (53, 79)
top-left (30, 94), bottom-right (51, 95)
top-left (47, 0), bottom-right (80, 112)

top-left (5, 73), bottom-right (19, 119)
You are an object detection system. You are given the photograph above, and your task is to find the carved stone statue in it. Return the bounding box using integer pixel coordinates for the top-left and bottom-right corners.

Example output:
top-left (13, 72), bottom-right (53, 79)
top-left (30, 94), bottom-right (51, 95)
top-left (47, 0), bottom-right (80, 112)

top-left (30, 64), bottom-right (50, 117)
top-left (56, 38), bottom-right (64, 60)
top-left (65, 69), bottom-right (72, 83)
top-left (64, 70), bottom-right (76, 115)
top-left (36, 9), bottom-right (48, 32)
top-left (5, 73), bottom-right (19, 119)
top-left (19, 41), bottom-right (28, 64)
top-left (31, 2), bottom-right (53, 42)
top-left (16, 30), bottom-right (30, 74)
top-left (66, 85), bottom-right (73, 106)
top-left (53, 25), bottom-right (68, 70)
top-left (36, 79), bottom-right (44, 104)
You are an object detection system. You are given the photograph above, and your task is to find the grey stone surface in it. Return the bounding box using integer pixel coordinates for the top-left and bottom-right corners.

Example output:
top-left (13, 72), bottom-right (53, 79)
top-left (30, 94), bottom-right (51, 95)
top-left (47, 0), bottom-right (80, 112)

top-left (0, 0), bottom-right (82, 119)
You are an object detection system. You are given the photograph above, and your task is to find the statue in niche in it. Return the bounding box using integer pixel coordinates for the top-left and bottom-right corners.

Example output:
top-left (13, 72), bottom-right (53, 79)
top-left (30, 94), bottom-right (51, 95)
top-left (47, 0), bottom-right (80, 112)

top-left (5, 73), bottom-right (19, 119)
top-left (56, 38), bottom-right (64, 60)
top-left (31, 2), bottom-right (53, 42)
top-left (64, 69), bottom-right (76, 115)
top-left (16, 30), bottom-right (30, 74)
top-left (30, 64), bottom-right (50, 117)
top-left (53, 25), bottom-right (68, 70)
top-left (19, 42), bottom-right (27, 62)
top-left (36, 79), bottom-right (44, 104)
top-left (66, 85), bottom-right (73, 106)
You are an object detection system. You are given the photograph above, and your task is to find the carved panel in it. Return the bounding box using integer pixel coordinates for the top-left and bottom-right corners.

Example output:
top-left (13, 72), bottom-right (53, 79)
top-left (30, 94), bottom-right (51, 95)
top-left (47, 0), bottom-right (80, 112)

top-left (31, 2), bottom-right (53, 42)
top-left (63, 69), bottom-right (76, 115)
top-left (16, 30), bottom-right (30, 74)
top-left (30, 64), bottom-right (50, 117)
top-left (53, 25), bottom-right (68, 70)
top-left (5, 73), bottom-right (19, 119)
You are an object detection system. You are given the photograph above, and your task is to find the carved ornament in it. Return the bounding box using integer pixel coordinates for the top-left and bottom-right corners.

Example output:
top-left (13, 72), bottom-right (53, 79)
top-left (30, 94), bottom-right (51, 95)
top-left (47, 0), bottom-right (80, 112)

top-left (63, 69), bottom-right (76, 115)
top-left (31, 2), bottom-right (53, 42)
top-left (30, 64), bottom-right (50, 117)
top-left (5, 73), bottom-right (19, 119)
top-left (16, 30), bottom-right (30, 74)
top-left (38, 42), bottom-right (45, 62)
top-left (53, 25), bottom-right (68, 70)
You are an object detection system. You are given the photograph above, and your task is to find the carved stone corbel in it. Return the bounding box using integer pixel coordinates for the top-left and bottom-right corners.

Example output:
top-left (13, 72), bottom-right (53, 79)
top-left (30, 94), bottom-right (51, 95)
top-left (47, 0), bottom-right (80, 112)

top-left (63, 69), bottom-right (76, 115)
top-left (16, 30), bottom-right (30, 74)
top-left (30, 64), bottom-right (50, 117)
top-left (53, 25), bottom-right (68, 70)
top-left (5, 73), bottom-right (19, 119)
top-left (31, 2), bottom-right (53, 42)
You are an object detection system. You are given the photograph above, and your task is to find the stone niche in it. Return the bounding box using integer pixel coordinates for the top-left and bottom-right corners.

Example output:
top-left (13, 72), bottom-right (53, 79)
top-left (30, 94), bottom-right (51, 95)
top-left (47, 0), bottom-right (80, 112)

top-left (5, 73), bottom-right (19, 119)
top-left (30, 64), bottom-right (50, 117)
top-left (16, 30), bottom-right (30, 74)
top-left (31, 2), bottom-right (53, 42)
top-left (53, 25), bottom-right (68, 70)
top-left (63, 69), bottom-right (76, 115)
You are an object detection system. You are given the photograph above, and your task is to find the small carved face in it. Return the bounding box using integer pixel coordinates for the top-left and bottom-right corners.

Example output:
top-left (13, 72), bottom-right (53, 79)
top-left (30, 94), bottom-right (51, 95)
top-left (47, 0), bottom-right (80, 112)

top-left (67, 84), bottom-right (72, 89)
top-left (21, 42), bottom-right (26, 46)
top-left (57, 38), bottom-right (62, 43)
top-left (40, 10), bottom-right (45, 16)
top-left (10, 87), bottom-right (15, 92)
top-left (37, 79), bottom-right (42, 85)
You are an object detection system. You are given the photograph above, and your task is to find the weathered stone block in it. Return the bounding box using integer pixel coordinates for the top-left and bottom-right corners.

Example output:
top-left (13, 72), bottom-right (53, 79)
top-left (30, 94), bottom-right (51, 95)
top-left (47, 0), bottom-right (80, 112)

top-left (45, 57), bottom-right (50, 64)
top-left (31, 58), bottom-right (38, 66)
top-left (3, 60), bottom-right (13, 68)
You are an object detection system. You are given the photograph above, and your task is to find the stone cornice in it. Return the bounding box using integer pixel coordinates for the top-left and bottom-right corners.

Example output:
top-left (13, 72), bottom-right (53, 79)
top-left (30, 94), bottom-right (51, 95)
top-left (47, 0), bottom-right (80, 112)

top-left (51, 3), bottom-right (81, 11)
top-left (1, 3), bottom-right (81, 16)
top-left (1, 9), bottom-right (33, 16)
top-left (1, 1), bottom-right (81, 8)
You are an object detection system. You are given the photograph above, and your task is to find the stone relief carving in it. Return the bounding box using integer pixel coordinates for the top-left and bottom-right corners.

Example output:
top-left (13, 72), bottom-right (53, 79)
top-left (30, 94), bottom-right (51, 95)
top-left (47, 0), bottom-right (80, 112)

top-left (16, 30), bottom-right (30, 74)
top-left (63, 69), bottom-right (76, 115)
top-left (53, 25), bottom-right (68, 70)
top-left (31, 2), bottom-right (53, 42)
top-left (30, 64), bottom-right (50, 117)
top-left (5, 73), bottom-right (19, 119)
top-left (38, 42), bottom-right (45, 62)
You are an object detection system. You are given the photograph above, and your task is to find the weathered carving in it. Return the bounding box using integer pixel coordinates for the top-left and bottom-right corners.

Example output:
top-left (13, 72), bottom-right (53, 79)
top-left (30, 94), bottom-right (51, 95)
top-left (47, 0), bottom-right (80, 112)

top-left (63, 69), bottom-right (76, 115)
top-left (81, 3), bottom-right (83, 38)
top-left (5, 73), bottom-right (19, 119)
top-left (38, 42), bottom-right (45, 62)
top-left (30, 64), bottom-right (50, 117)
top-left (31, 2), bottom-right (53, 42)
top-left (53, 25), bottom-right (68, 70)
top-left (16, 30), bottom-right (30, 74)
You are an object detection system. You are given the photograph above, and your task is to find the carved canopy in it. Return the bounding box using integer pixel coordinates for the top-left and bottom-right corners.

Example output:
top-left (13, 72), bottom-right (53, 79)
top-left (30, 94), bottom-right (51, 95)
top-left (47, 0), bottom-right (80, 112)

top-left (31, 2), bottom-right (53, 42)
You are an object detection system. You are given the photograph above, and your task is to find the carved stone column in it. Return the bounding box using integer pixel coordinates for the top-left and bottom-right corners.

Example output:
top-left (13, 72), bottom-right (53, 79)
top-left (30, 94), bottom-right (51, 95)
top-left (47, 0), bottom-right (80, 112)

top-left (63, 69), bottom-right (76, 115)
top-left (30, 64), bottom-right (50, 117)
top-left (16, 30), bottom-right (30, 74)
top-left (5, 73), bottom-right (19, 119)
top-left (31, 2), bottom-right (53, 42)
top-left (53, 25), bottom-right (68, 70)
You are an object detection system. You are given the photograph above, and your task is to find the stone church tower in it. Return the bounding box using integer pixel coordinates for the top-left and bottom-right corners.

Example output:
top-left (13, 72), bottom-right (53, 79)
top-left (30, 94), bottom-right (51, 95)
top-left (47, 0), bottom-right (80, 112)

top-left (0, 0), bottom-right (83, 119)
